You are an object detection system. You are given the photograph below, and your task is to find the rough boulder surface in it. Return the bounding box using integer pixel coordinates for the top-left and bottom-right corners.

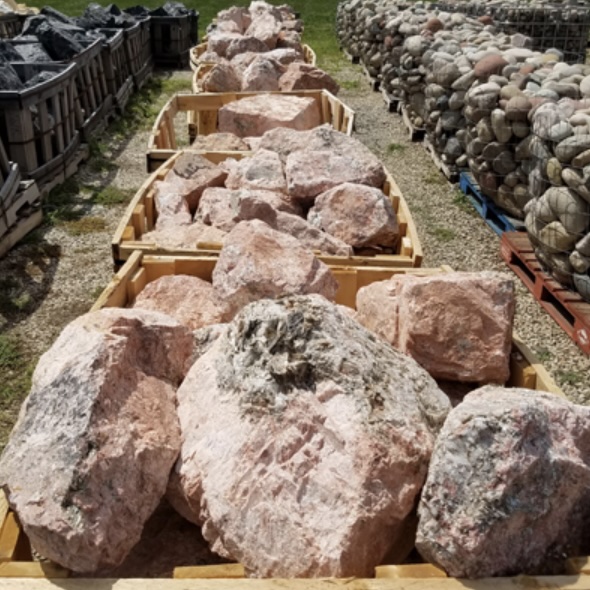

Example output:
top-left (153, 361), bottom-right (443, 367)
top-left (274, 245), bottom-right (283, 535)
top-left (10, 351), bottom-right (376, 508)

top-left (217, 94), bottom-right (322, 137)
top-left (356, 272), bottom-right (515, 383)
top-left (225, 149), bottom-right (287, 193)
top-left (279, 62), bottom-right (340, 95)
top-left (0, 308), bottom-right (194, 572)
top-left (201, 63), bottom-right (242, 93)
top-left (308, 182), bottom-right (399, 248)
top-left (171, 294), bottom-right (451, 577)
top-left (417, 387), bottom-right (590, 578)
top-left (133, 275), bottom-right (230, 331)
top-left (161, 153), bottom-right (228, 213)
top-left (211, 219), bottom-right (338, 315)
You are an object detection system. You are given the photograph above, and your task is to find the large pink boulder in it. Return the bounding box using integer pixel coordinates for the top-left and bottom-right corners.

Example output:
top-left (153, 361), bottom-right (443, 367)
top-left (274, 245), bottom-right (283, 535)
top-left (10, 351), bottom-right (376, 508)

top-left (218, 94), bottom-right (322, 138)
top-left (216, 6), bottom-right (251, 34)
top-left (154, 190), bottom-right (192, 229)
top-left (356, 272), bottom-right (515, 383)
top-left (225, 35), bottom-right (269, 61)
top-left (211, 219), bottom-right (338, 315)
top-left (161, 153), bottom-right (227, 213)
top-left (241, 55), bottom-right (285, 91)
top-left (279, 63), bottom-right (340, 95)
top-left (417, 387), bottom-right (590, 578)
top-left (258, 126), bottom-right (385, 189)
top-left (266, 47), bottom-right (304, 65)
top-left (133, 275), bottom-right (230, 331)
top-left (230, 51), bottom-right (260, 76)
top-left (190, 132), bottom-right (249, 151)
top-left (170, 294), bottom-right (451, 577)
top-left (141, 221), bottom-right (228, 250)
top-left (0, 308), bottom-right (194, 572)
top-left (245, 12), bottom-right (281, 49)
top-left (225, 149), bottom-right (287, 193)
top-left (285, 150), bottom-right (385, 201)
top-left (197, 187), bottom-right (301, 232)
top-left (276, 29), bottom-right (303, 52)
top-left (308, 182), bottom-right (399, 248)
top-left (207, 32), bottom-right (242, 57)
top-left (201, 63), bottom-right (242, 92)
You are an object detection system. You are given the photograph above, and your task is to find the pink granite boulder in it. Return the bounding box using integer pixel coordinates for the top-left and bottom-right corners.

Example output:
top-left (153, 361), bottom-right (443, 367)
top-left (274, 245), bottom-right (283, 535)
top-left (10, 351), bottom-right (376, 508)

top-left (190, 132), bottom-right (249, 152)
top-left (258, 127), bottom-right (385, 191)
top-left (356, 272), bottom-right (515, 383)
top-left (285, 150), bottom-right (385, 201)
top-left (279, 63), bottom-right (340, 95)
top-left (245, 12), bottom-right (281, 49)
top-left (207, 32), bottom-right (242, 57)
top-left (216, 6), bottom-right (251, 34)
top-left (141, 221), bottom-right (228, 250)
top-left (308, 182), bottom-right (399, 248)
top-left (170, 294), bottom-right (451, 577)
top-left (154, 190), bottom-right (192, 229)
top-left (225, 149), bottom-right (287, 193)
top-left (241, 55), bottom-right (285, 91)
top-left (266, 47), bottom-right (304, 65)
top-left (201, 63), bottom-right (242, 92)
top-left (160, 153), bottom-right (227, 213)
top-left (417, 387), bottom-right (590, 577)
top-left (230, 51), bottom-right (260, 76)
top-left (133, 275), bottom-right (230, 331)
top-left (211, 219), bottom-right (338, 315)
top-left (217, 94), bottom-right (322, 138)
top-left (276, 29), bottom-right (303, 52)
top-left (225, 35), bottom-right (269, 61)
top-left (0, 308), bottom-right (194, 572)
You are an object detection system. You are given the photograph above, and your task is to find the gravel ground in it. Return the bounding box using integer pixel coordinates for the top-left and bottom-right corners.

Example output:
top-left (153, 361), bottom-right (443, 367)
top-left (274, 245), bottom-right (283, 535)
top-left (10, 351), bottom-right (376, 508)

top-left (0, 58), bottom-right (589, 448)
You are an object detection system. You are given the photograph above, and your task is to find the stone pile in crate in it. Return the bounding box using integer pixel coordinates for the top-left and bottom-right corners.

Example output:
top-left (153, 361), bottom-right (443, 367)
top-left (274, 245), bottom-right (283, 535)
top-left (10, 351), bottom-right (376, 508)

top-left (524, 64), bottom-right (590, 302)
top-left (435, 0), bottom-right (590, 64)
top-left (199, 1), bottom-right (304, 65)
top-left (142, 126), bottom-right (395, 256)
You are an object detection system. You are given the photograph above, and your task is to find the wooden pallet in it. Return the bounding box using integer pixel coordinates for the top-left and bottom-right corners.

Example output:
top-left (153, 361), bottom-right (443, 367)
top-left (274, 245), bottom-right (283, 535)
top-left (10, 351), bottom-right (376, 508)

top-left (0, 199), bottom-right (42, 259)
top-left (0, 12), bottom-right (24, 39)
top-left (149, 89), bottom-right (356, 171)
top-left (423, 139), bottom-right (460, 183)
top-left (0, 175), bottom-right (40, 238)
top-left (460, 172), bottom-right (524, 236)
top-left (151, 13), bottom-right (193, 67)
top-left (400, 103), bottom-right (425, 142)
top-left (500, 231), bottom-right (590, 355)
top-left (100, 29), bottom-right (134, 114)
top-left (381, 88), bottom-right (401, 113)
top-left (113, 151), bottom-right (422, 268)
top-left (361, 62), bottom-right (380, 91)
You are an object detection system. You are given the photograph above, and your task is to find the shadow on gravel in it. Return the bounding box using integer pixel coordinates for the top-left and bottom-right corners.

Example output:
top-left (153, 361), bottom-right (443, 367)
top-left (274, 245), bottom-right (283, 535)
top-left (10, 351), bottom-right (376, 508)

top-left (0, 229), bottom-right (62, 332)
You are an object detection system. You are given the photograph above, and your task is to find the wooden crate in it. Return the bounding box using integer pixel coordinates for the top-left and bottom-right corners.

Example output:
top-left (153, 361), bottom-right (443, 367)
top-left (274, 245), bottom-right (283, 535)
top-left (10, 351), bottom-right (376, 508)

top-left (0, 62), bottom-right (81, 190)
top-left (191, 44), bottom-right (317, 92)
top-left (112, 151), bottom-right (422, 268)
top-left (151, 12), bottom-right (195, 68)
top-left (99, 28), bottom-right (134, 113)
top-left (94, 251), bottom-right (562, 397)
top-left (124, 19), bottom-right (153, 91)
top-left (0, 12), bottom-right (24, 39)
top-left (147, 90), bottom-right (355, 172)
top-left (189, 42), bottom-right (316, 72)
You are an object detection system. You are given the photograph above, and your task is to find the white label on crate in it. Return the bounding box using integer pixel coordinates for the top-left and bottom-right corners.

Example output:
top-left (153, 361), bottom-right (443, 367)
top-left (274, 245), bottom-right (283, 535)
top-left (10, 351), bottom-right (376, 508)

top-left (577, 328), bottom-right (589, 348)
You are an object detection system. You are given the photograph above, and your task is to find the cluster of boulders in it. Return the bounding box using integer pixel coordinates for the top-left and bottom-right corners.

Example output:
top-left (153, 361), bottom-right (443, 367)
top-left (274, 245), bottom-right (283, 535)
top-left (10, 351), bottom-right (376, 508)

top-left (144, 124), bottom-right (398, 259)
top-left (4, 254), bottom-right (590, 579)
top-left (198, 1), bottom-right (304, 64)
top-left (336, 0), bottom-right (590, 302)
top-left (437, 0), bottom-right (590, 64)
top-left (523, 66), bottom-right (590, 300)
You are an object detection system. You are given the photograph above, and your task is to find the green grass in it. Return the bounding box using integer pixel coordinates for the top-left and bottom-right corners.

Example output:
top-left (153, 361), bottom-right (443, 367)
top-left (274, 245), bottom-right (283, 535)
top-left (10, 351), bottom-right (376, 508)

top-left (556, 370), bottom-right (584, 387)
top-left (0, 334), bottom-right (34, 406)
top-left (340, 79), bottom-right (360, 90)
top-left (423, 170), bottom-right (447, 186)
top-left (43, 178), bottom-right (88, 224)
top-left (387, 142), bottom-right (406, 154)
top-left (535, 348), bottom-right (552, 363)
top-left (63, 216), bottom-right (107, 236)
top-left (453, 190), bottom-right (476, 216)
top-left (25, 0), bottom-right (345, 71)
top-left (93, 186), bottom-right (134, 206)
top-left (432, 227), bottom-right (457, 242)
